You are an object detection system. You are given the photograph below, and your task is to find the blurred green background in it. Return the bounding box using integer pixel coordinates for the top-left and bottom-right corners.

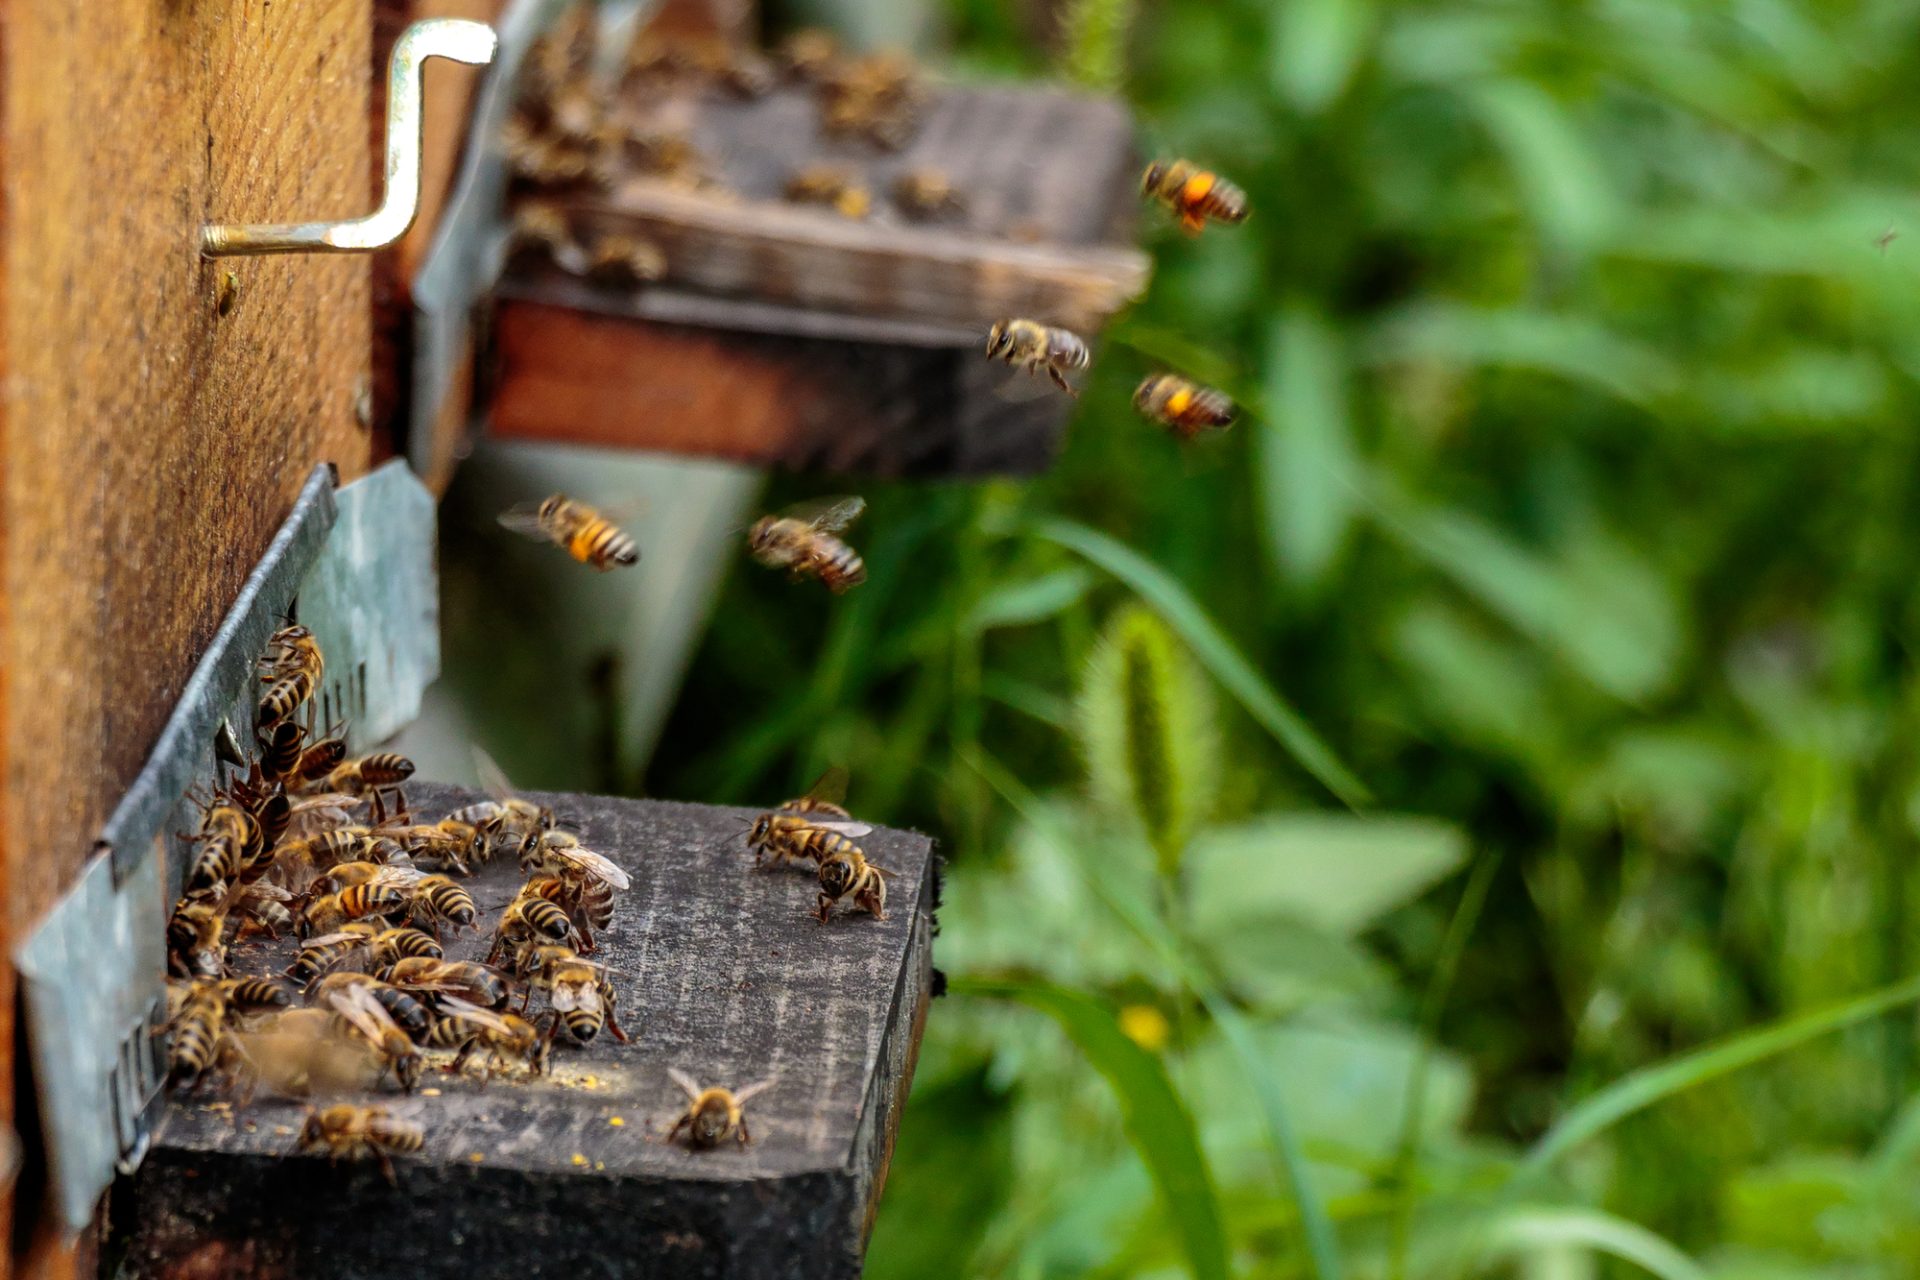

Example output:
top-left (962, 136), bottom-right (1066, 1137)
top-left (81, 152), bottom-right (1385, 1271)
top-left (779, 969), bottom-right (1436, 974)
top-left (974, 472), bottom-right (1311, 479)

top-left (503, 0), bottom-right (1920, 1274)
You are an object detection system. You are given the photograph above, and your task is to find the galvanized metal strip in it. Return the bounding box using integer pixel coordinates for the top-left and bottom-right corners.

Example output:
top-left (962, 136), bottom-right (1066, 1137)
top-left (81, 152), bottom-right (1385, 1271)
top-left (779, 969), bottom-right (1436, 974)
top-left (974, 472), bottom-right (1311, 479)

top-left (103, 464), bottom-right (339, 884)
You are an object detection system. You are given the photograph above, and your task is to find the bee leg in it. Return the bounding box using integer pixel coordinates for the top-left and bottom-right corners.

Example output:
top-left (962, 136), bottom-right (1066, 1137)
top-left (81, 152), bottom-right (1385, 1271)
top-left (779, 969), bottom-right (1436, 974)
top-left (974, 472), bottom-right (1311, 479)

top-left (375, 1147), bottom-right (400, 1188)
top-left (737, 1120), bottom-right (752, 1146)
top-left (1047, 365), bottom-right (1078, 398)
top-left (814, 893), bottom-right (834, 924)
top-left (666, 1114), bottom-right (690, 1149)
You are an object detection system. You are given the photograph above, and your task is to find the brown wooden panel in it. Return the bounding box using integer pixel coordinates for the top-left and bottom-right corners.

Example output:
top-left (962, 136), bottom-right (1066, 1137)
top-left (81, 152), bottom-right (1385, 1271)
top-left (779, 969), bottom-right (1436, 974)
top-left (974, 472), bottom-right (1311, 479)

top-left (0, 1), bottom-right (376, 1263)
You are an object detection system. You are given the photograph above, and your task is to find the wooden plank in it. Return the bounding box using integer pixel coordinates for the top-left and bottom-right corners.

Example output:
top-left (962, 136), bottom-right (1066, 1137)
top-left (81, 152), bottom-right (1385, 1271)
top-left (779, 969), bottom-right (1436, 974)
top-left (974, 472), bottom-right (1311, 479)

top-left (120, 783), bottom-right (938, 1279)
top-left (0, 0), bottom-right (376, 1261)
top-left (491, 292), bottom-right (1072, 475)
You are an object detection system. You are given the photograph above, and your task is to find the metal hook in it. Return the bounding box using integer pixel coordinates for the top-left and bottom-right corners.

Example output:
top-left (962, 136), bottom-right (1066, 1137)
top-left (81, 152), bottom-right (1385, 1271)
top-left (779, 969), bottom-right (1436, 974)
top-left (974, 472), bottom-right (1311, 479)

top-left (200, 18), bottom-right (499, 257)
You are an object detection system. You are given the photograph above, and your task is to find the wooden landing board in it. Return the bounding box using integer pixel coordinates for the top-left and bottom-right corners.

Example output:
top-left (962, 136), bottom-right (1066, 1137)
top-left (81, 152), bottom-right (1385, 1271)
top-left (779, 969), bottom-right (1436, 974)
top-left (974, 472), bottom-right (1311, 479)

top-left (118, 783), bottom-right (938, 1280)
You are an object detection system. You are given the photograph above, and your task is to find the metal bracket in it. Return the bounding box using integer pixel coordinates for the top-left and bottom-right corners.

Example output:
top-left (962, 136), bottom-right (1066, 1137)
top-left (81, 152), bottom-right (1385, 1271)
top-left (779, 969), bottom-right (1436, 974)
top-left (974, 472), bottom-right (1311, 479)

top-left (16, 459), bottom-right (443, 1233)
top-left (201, 19), bottom-right (499, 257)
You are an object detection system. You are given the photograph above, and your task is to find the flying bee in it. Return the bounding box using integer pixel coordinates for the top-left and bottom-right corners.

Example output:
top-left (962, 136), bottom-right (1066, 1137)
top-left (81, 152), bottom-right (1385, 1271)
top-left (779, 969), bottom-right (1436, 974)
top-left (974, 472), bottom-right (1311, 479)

top-left (748, 496), bottom-right (867, 594)
top-left (816, 848), bottom-right (893, 923)
top-left (891, 168), bottom-right (966, 221)
top-left (428, 996), bottom-right (547, 1085)
top-left (587, 233), bottom-right (667, 286)
top-left (409, 875), bottom-right (479, 939)
top-left (985, 319), bottom-right (1089, 397)
top-left (665, 1068), bottom-right (774, 1150)
top-left (499, 494), bottom-right (640, 571)
top-left (325, 984), bottom-right (423, 1093)
top-left (321, 752), bottom-right (417, 797)
top-left (1133, 373), bottom-right (1236, 440)
top-left (383, 958), bottom-right (513, 1012)
top-left (1141, 158), bottom-right (1249, 235)
top-left (166, 979), bottom-right (229, 1088)
top-left (783, 166), bottom-right (871, 219)
top-left (306, 973), bottom-right (435, 1044)
top-left (297, 1104), bottom-right (425, 1185)
top-left (530, 948), bottom-right (628, 1045)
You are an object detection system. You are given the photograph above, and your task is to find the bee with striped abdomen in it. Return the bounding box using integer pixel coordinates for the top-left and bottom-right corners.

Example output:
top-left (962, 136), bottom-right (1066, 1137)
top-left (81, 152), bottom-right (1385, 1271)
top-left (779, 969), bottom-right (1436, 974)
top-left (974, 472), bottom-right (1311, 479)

top-left (665, 1068), bottom-right (774, 1150)
top-left (783, 166), bottom-right (871, 219)
top-left (286, 922), bottom-right (382, 985)
top-left (748, 497), bottom-right (867, 594)
top-left (1141, 159), bottom-right (1249, 235)
top-left (531, 947), bottom-right (628, 1045)
top-left (429, 996), bottom-right (547, 1085)
top-left (447, 750), bottom-right (561, 863)
top-left (306, 973), bottom-right (435, 1044)
top-left (168, 895), bottom-right (229, 979)
top-left (324, 984), bottom-right (423, 1093)
top-left (167, 979), bottom-right (229, 1088)
top-left (488, 886), bottom-right (581, 968)
top-left (498, 494), bottom-right (640, 570)
top-left (321, 752), bottom-right (417, 797)
top-left (221, 976), bottom-right (294, 1017)
top-left (382, 958), bottom-right (512, 1012)
top-left (816, 848), bottom-right (893, 923)
top-left (747, 767), bottom-right (872, 870)
top-left (985, 319), bottom-right (1089, 397)
top-left (298, 1104), bottom-right (425, 1184)
top-left (1133, 374), bottom-right (1236, 440)
top-left (300, 874), bottom-right (417, 938)
top-left (409, 875), bottom-right (479, 939)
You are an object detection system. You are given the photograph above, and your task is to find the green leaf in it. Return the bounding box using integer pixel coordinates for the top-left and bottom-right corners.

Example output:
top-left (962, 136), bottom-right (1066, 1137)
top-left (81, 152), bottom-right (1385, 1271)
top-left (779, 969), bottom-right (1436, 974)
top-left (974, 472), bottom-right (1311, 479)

top-left (1034, 517), bottom-right (1371, 806)
top-left (1523, 971), bottom-right (1920, 1175)
top-left (1477, 1207), bottom-right (1707, 1280)
top-left (964, 567), bottom-right (1096, 633)
top-left (1059, 0), bottom-right (1137, 91)
top-left (1260, 305), bottom-right (1360, 589)
top-left (1187, 814), bottom-right (1466, 937)
top-left (866, 1069), bottom-right (1015, 1280)
top-left (1464, 80), bottom-right (1617, 252)
top-left (1078, 604), bottom-right (1221, 876)
top-left (955, 979), bottom-right (1232, 1280)
top-left (1268, 0), bottom-right (1375, 113)
top-left (1363, 304), bottom-right (1678, 409)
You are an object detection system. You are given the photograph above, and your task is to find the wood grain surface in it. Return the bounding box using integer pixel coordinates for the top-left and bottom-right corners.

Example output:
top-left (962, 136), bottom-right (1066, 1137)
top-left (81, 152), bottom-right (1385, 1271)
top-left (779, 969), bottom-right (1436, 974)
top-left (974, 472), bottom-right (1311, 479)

top-left (0, 2), bottom-right (376, 1266)
top-left (122, 783), bottom-right (937, 1280)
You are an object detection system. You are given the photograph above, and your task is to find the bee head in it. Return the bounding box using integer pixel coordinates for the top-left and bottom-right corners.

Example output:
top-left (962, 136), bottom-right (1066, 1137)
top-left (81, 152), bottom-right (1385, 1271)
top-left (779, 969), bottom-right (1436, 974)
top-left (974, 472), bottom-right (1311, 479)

top-left (747, 814), bottom-right (773, 848)
top-left (298, 1109), bottom-right (325, 1145)
top-left (1141, 161), bottom-right (1165, 194)
top-left (1132, 376), bottom-right (1159, 412)
top-left (984, 322), bottom-right (1008, 358)
top-left (539, 494), bottom-right (565, 520)
top-left (746, 516), bottom-right (777, 552)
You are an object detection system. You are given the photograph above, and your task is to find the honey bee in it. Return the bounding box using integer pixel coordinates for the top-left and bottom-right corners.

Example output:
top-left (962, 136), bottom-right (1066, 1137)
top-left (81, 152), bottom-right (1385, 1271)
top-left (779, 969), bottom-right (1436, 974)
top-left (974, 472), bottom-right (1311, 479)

top-left (167, 979), bottom-right (229, 1087)
top-left (587, 233), bottom-right (667, 285)
top-left (409, 875), bottom-right (479, 939)
top-left (816, 848), bottom-right (893, 923)
top-left (488, 888), bottom-right (581, 967)
top-left (890, 168), bottom-right (966, 221)
top-left (985, 319), bottom-right (1089, 397)
top-left (748, 497), bottom-right (867, 594)
top-left (324, 984), bottom-right (423, 1093)
top-left (747, 769), bottom-right (873, 870)
top-left (182, 796), bottom-right (266, 896)
top-left (777, 29), bottom-right (840, 83)
top-left (517, 829), bottom-right (631, 893)
top-left (260, 721), bottom-right (308, 783)
top-left (321, 752), bottom-right (417, 797)
top-left (499, 494), bottom-right (640, 570)
top-left (221, 976), bottom-right (294, 1016)
top-left (620, 128), bottom-right (705, 181)
top-left (257, 624), bottom-right (324, 730)
top-left (429, 996), bottom-right (547, 1084)
top-left (510, 871), bottom-right (614, 956)
top-left (664, 1068), bottom-right (774, 1150)
top-left (168, 895), bottom-right (228, 979)
top-left (783, 166), bottom-right (872, 219)
top-left (530, 948), bottom-right (628, 1045)
top-left (1133, 373), bottom-right (1236, 440)
top-left (447, 751), bottom-right (562, 859)
top-left (818, 51), bottom-right (924, 150)
top-left (1141, 158), bottom-right (1249, 235)
top-left (382, 958), bottom-right (512, 1012)
top-left (286, 921), bottom-right (382, 985)
top-left (307, 973), bottom-right (435, 1044)
top-left (231, 881), bottom-right (297, 939)
top-left (297, 1104), bottom-right (425, 1184)
top-left (300, 875), bottom-right (416, 938)
top-left (505, 200), bottom-right (588, 275)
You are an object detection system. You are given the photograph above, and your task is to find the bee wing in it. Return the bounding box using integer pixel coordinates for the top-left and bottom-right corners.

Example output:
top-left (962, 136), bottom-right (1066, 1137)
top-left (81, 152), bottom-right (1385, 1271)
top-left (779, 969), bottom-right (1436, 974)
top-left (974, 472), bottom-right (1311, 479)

top-left (783, 765), bottom-right (849, 812)
top-left (436, 995), bottom-right (517, 1036)
top-left (326, 985), bottom-right (397, 1043)
top-left (369, 867), bottom-right (426, 891)
top-left (666, 1066), bottom-right (703, 1102)
top-left (548, 984), bottom-right (584, 1013)
top-left (291, 792), bottom-right (358, 813)
top-left (240, 882), bottom-right (295, 904)
top-left (554, 845), bottom-right (631, 891)
top-left (802, 819), bottom-right (873, 838)
top-left (733, 1078), bottom-right (777, 1105)
top-left (777, 495), bottom-right (865, 533)
top-left (497, 504), bottom-right (554, 540)
top-left (472, 747), bottom-right (519, 805)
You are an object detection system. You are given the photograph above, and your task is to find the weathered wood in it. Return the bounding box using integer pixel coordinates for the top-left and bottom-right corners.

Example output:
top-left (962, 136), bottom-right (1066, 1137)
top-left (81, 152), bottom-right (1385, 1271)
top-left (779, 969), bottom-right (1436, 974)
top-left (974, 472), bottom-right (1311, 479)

top-left (119, 783), bottom-right (937, 1280)
top-left (491, 287), bottom-right (1072, 475)
top-left (0, 1), bottom-right (376, 1265)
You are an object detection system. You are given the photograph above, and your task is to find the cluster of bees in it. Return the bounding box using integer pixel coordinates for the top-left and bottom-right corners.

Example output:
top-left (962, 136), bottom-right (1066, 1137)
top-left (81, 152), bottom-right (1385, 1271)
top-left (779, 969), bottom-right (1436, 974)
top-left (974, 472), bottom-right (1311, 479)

top-left (162, 623), bottom-right (794, 1176)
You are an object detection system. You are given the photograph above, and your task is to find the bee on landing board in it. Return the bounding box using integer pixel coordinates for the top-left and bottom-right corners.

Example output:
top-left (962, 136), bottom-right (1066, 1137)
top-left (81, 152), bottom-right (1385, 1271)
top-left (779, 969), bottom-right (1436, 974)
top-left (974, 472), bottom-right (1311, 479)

top-left (1133, 374), bottom-right (1237, 440)
top-left (1141, 159), bottom-right (1249, 235)
top-left (783, 166), bottom-right (872, 219)
top-left (817, 848), bottom-right (894, 923)
top-left (748, 497), bottom-right (868, 594)
top-left (664, 1068), bottom-right (774, 1150)
top-left (985, 319), bottom-right (1090, 398)
top-left (297, 1104), bottom-right (425, 1184)
top-left (891, 168), bottom-right (966, 222)
top-left (498, 495), bottom-right (641, 570)
top-left (746, 767), bottom-right (874, 871)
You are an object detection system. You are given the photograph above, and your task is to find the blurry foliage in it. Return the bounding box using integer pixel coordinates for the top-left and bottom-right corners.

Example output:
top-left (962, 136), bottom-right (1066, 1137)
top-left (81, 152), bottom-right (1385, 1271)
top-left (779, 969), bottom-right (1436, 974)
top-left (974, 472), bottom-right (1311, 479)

top-left (648, 0), bottom-right (1920, 1273)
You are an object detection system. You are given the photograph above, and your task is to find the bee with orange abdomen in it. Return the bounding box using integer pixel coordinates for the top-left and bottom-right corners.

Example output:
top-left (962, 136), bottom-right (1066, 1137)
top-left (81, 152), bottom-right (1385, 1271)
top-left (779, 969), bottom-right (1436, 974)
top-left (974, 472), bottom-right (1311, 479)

top-left (816, 848), bottom-right (893, 923)
top-left (499, 494), bottom-right (640, 570)
top-left (1141, 159), bottom-right (1248, 235)
top-left (300, 876), bottom-right (416, 938)
top-left (665, 1068), bottom-right (774, 1150)
top-left (1133, 374), bottom-right (1236, 440)
top-left (986, 319), bottom-right (1089, 397)
top-left (748, 497), bottom-right (867, 594)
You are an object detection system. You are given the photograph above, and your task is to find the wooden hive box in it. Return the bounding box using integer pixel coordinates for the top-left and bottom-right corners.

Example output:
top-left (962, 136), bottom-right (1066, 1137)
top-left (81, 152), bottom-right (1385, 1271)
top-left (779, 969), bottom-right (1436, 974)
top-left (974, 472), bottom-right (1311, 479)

top-left (117, 784), bottom-right (939, 1280)
top-left (488, 62), bottom-right (1152, 476)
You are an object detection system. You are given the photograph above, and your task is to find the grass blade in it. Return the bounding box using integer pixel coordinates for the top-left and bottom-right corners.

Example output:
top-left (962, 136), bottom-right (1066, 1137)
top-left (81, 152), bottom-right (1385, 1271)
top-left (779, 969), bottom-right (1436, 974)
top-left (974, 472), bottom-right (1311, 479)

top-left (1033, 518), bottom-right (1371, 806)
top-left (1478, 1207), bottom-right (1706, 1280)
top-left (1524, 971), bottom-right (1920, 1175)
top-left (955, 978), bottom-right (1231, 1280)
